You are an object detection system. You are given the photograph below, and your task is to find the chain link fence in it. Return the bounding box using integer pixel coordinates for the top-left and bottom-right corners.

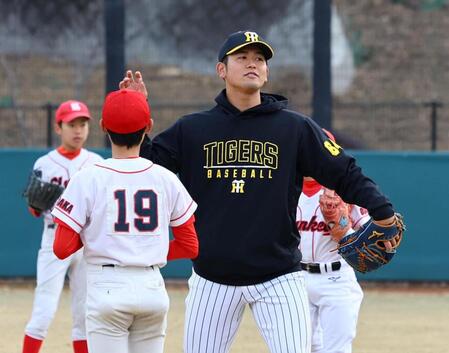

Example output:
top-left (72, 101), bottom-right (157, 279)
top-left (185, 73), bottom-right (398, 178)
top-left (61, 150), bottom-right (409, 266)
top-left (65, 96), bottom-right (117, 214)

top-left (1, 0), bottom-right (449, 150)
top-left (2, 100), bottom-right (446, 150)
top-left (333, 101), bottom-right (449, 150)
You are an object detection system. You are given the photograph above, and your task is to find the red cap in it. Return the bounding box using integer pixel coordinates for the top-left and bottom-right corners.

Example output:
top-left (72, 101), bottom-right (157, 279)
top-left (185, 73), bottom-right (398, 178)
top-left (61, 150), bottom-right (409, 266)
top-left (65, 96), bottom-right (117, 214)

top-left (55, 100), bottom-right (91, 123)
top-left (102, 90), bottom-right (150, 134)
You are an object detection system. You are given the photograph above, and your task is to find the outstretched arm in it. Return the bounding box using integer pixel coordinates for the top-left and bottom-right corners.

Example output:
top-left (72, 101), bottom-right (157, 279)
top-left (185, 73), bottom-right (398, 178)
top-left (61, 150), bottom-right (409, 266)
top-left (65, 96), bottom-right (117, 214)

top-left (120, 70), bottom-right (180, 173)
top-left (299, 119), bottom-right (395, 221)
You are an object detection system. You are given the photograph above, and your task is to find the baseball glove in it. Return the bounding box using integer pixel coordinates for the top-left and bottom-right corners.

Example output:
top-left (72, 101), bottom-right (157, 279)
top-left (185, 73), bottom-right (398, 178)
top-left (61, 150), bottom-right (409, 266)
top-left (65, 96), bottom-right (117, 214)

top-left (23, 170), bottom-right (64, 212)
top-left (337, 213), bottom-right (405, 273)
top-left (319, 188), bottom-right (352, 241)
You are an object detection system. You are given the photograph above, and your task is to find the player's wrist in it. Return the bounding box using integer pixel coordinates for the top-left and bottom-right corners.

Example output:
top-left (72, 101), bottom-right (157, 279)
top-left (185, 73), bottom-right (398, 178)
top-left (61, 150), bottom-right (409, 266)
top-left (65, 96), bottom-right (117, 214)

top-left (28, 206), bottom-right (42, 218)
top-left (373, 215), bottom-right (395, 227)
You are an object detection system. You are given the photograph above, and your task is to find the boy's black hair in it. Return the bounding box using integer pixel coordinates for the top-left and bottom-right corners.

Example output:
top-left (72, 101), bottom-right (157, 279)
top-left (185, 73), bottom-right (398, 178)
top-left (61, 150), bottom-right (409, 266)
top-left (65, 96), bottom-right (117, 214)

top-left (107, 128), bottom-right (146, 149)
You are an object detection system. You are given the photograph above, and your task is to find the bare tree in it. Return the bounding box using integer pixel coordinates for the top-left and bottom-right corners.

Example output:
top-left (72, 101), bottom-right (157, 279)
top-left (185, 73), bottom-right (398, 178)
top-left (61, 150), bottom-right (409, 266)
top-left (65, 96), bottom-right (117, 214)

top-left (151, 0), bottom-right (292, 57)
top-left (2, 0), bottom-right (102, 40)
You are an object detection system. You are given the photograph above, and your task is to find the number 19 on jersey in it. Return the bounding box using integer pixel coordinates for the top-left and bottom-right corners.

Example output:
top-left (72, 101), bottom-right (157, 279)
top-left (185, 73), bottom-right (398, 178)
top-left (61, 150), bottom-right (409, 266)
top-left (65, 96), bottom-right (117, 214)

top-left (107, 186), bottom-right (159, 236)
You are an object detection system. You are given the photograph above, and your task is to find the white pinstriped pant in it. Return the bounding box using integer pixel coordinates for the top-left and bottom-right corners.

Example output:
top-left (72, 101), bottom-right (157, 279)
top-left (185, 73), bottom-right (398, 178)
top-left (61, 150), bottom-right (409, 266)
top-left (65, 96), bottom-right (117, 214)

top-left (184, 270), bottom-right (311, 353)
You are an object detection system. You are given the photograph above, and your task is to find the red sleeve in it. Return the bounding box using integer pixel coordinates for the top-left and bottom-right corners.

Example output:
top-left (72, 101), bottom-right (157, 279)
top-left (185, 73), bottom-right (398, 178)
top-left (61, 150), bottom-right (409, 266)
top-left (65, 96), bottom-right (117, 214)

top-left (28, 207), bottom-right (41, 218)
top-left (53, 218), bottom-right (83, 260)
top-left (168, 215), bottom-right (199, 261)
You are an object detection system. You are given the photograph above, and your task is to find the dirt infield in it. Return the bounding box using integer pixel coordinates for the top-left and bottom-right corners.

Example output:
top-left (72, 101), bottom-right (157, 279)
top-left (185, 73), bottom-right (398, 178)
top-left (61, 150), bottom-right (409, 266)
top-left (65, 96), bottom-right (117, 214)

top-left (1, 281), bottom-right (448, 353)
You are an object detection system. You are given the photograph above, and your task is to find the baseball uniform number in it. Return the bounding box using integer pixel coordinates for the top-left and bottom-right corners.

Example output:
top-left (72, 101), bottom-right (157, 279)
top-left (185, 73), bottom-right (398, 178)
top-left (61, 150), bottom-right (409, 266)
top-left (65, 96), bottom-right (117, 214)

top-left (111, 188), bottom-right (159, 235)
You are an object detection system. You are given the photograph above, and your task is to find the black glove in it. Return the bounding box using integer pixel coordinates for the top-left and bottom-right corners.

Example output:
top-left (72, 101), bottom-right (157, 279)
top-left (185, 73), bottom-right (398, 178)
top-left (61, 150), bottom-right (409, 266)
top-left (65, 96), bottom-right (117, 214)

top-left (23, 170), bottom-right (64, 212)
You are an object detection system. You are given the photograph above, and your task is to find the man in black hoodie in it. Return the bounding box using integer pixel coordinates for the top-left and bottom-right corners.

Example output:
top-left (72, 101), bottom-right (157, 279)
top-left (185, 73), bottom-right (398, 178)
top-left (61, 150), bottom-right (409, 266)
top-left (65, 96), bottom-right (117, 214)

top-left (120, 30), bottom-right (398, 353)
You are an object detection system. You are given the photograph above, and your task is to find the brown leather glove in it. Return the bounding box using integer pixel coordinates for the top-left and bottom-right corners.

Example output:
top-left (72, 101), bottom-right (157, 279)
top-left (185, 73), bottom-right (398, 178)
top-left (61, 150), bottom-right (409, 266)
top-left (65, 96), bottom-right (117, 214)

top-left (319, 188), bottom-right (352, 242)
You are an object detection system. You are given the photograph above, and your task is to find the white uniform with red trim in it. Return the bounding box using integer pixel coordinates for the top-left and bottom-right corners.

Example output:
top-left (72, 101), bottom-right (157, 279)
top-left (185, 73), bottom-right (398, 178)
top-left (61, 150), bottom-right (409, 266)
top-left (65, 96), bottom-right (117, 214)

top-left (52, 157), bottom-right (197, 353)
top-left (296, 186), bottom-right (369, 353)
top-left (25, 148), bottom-right (103, 341)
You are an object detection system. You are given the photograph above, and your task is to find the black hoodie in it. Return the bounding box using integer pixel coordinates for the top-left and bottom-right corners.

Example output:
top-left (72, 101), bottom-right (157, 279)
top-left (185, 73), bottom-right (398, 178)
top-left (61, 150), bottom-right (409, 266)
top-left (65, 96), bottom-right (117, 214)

top-left (141, 89), bottom-right (394, 285)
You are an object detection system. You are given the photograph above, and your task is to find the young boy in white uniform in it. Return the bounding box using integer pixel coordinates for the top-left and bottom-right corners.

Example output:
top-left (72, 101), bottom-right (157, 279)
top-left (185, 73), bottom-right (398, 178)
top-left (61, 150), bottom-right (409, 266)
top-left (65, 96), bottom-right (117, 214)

top-left (23, 100), bottom-right (103, 353)
top-left (296, 131), bottom-right (370, 353)
top-left (51, 89), bottom-right (199, 353)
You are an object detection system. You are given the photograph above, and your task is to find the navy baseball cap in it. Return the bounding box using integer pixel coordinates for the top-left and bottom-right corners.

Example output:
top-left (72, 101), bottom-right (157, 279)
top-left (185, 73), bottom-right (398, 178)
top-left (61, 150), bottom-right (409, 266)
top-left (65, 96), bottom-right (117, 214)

top-left (218, 30), bottom-right (274, 62)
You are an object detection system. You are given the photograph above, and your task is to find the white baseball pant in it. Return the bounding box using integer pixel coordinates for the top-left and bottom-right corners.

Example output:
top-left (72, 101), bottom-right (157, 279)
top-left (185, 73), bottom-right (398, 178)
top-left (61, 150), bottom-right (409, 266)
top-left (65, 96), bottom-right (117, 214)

top-left (305, 266), bottom-right (363, 353)
top-left (184, 270), bottom-right (311, 353)
top-left (85, 264), bottom-right (169, 353)
top-left (25, 240), bottom-right (86, 340)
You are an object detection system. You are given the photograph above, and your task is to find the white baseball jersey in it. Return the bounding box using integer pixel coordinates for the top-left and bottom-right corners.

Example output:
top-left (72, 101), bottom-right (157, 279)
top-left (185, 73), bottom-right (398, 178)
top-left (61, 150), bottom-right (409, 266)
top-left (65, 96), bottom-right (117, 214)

top-left (297, 186), bottom-right (368, 353)
top-left (34, 149), bottom-right (103, 236)
top-left (296, 188), bottom-right (370, 263)
top-left (52, 157), bottom-right (197, 268)
top-left (25, 148), bottom-right (103, 341)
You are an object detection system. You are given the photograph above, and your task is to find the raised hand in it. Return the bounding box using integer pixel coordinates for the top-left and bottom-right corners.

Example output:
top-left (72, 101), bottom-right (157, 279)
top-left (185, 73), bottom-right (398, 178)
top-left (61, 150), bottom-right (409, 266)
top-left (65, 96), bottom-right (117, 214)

top-left (119, 70), bottom-right (148, 99)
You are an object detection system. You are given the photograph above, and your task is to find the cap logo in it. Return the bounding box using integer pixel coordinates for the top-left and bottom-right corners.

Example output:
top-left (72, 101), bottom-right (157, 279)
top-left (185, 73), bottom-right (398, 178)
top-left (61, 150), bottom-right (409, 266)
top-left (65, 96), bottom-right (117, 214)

top-left (244, 31), bottom-right (259, 42)
top-left (70, 102), bottom-right (82, 111)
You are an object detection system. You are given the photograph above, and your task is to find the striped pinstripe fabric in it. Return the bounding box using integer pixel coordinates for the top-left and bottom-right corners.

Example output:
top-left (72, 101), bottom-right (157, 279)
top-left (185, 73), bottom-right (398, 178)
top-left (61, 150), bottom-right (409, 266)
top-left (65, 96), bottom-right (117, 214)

top-left (184, 271), bottom-right (311, 353)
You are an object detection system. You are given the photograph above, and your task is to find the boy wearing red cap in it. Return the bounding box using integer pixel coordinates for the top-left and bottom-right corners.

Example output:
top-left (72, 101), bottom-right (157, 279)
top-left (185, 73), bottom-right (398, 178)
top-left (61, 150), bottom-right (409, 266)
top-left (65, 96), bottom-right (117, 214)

top-left (23, 100), bottom-right (103, 353)
top-left (51, 90), bottom-right (199, 353)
